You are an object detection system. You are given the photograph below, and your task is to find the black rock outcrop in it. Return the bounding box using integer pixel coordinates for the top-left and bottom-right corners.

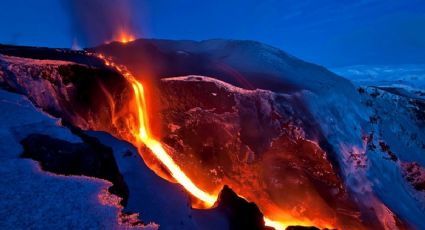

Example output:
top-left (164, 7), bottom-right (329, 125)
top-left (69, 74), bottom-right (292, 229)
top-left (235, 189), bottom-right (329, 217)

top-left (20, 133), bottom-right (129, 205)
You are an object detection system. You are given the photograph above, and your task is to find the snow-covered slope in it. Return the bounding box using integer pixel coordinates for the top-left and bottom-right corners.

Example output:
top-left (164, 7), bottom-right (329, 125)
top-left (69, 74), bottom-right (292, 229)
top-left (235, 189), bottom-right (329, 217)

top-left (85, 131), bottom-right (233, 230)
top-left (332, 65), bottom-right (425, 229)
top-left (0, 89), bottom-right (150, 230)
top-left (332, 64), bottom-right (425, 90)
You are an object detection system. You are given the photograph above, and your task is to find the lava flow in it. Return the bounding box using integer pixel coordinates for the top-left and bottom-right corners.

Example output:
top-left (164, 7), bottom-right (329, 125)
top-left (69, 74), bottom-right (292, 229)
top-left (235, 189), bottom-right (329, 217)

top-left (131, 80), bottom-right (217, 206)
top-left (96, 53), bottom-right (307, 230)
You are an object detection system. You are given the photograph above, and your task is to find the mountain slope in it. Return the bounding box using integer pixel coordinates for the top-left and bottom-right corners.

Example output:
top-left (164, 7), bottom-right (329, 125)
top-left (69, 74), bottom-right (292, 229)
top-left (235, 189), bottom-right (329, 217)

top-left (1, 40), bottom-right (424, 229)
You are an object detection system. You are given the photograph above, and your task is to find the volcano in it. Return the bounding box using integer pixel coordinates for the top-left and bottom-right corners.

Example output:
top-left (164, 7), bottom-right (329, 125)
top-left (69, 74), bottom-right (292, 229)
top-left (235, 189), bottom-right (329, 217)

top-left (0, 39), bottom-right (424, 230)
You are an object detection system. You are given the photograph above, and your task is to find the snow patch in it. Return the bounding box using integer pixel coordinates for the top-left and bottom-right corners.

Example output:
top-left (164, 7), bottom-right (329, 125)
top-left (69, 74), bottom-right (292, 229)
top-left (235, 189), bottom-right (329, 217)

top-left (0, 54), bottom-right (77, 66)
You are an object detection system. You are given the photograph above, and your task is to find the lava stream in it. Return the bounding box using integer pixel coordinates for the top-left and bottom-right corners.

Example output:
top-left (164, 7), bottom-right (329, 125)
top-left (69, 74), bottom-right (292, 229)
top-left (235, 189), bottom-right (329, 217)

top-left (96, 53), bottom-right (288, 230)
top-left (131, 80), bottom-right (217, 206)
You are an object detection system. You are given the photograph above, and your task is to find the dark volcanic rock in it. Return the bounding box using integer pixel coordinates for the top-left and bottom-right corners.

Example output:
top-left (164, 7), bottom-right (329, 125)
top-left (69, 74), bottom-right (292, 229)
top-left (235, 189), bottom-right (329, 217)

top-left (401, 162), bottom-right (425, 191)
top-left (378, 141), bottom-right (398, 162)
top-left (0, 44), bottom-right (104, 67)
top-left (214, 185), bottom-right (323, 230)
top-left (285, 227), bottom-right (320, 230)
top-left (20, 133), bottom-right (129, 205)
top-left (215, 185), bottom-right (267, 230)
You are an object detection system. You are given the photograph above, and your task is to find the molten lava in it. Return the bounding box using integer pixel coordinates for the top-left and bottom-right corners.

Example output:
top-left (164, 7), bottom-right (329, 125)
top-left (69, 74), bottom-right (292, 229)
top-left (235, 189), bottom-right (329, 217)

top-left (117, 32), bottom-right (135, 44)
top-left (95, 53), bottom-right (331, 230)
top-left (117, 28), bottom-right (135, 44)
top-left (131, 80), bottom-right (217, 206)
top-left (106, 30), bottom-right (135, 44)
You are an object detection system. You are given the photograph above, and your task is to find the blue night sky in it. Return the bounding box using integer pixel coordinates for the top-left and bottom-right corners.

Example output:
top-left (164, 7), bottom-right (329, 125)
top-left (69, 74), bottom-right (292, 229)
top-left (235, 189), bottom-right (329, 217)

top-left (0, 0), bottom-right (424, 67)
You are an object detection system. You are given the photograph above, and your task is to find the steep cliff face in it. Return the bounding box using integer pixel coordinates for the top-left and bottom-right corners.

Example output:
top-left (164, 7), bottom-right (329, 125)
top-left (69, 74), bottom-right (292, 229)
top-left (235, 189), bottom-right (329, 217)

top-left (158, 76), bottom-right (365, 228)
top-left (0, 54), bottom-right (135, 139)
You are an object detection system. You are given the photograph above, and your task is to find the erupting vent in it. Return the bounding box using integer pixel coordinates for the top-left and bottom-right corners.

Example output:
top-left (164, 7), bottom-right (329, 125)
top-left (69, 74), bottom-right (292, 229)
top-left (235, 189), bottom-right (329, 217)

top-left (116, 30), bottom-right (136, 44)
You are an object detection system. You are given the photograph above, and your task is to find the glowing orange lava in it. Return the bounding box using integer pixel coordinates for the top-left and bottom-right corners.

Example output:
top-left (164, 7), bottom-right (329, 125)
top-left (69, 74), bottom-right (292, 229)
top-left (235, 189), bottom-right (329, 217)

top-left (108, 30), bottom-right (135, 44)
top-left (94, 53), bottom-right (323, 230)
top-left (118, 33), bottom-right (135, 44)
top-left (131, 80), bottom-right (218, 206)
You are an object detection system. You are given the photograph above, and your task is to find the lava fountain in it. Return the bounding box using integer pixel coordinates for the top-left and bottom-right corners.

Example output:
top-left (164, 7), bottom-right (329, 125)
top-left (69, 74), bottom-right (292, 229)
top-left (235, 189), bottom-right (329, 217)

top-left (66, 0), bottom-right (139, 47)
top-left (116, 30), bottom-right (136, 44)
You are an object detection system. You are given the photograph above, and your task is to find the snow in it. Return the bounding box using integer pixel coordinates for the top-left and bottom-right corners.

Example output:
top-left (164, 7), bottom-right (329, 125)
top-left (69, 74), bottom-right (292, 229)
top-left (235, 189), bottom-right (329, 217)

top-left (163, 75), bottom-right (270, 95)
top-left (85, 131), bottom-right (229, 230)
top-left (0, 89), bottom-right (147, 230)
top-left (332, 64), bottom-right (425, 90)
top-left (0, 54), bottom-right (76, 66)
top-left (327, 65), bottom-right (425, 228)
